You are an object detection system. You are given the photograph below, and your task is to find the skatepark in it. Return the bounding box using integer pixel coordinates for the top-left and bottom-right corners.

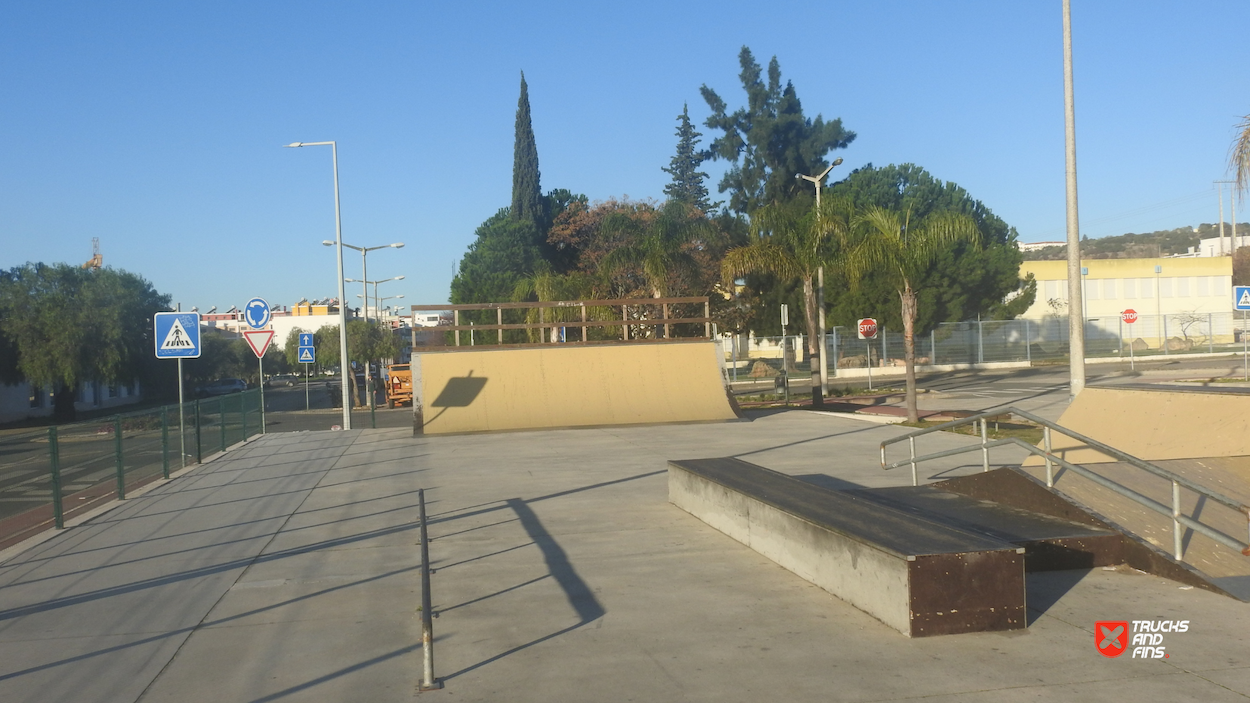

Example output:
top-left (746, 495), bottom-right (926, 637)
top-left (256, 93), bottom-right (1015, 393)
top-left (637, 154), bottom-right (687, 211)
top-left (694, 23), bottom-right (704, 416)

top-left (1, 306), bottom-right (1249, 701)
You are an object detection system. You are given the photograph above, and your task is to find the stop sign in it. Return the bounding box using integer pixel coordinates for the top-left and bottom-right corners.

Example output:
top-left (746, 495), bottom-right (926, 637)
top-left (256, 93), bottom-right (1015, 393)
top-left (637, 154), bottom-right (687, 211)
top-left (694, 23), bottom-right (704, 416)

top-left (1122, 309), bottom-right (1138, 324)
top-left (858, 318), bottom-right (879, 339)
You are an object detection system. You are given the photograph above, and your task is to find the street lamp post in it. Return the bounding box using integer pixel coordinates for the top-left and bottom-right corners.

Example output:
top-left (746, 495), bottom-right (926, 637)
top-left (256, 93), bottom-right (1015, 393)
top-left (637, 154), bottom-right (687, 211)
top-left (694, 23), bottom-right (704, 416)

top-left (334, 244), bottom-right (404, 410)
top-left (796, 157), bottom-right (843, 407)
top-left (285, 141), bottom-right (352, 429)
top-left (1062, 0), bottom-right (1086, 398)
top-left (348, 275), bottom-right (406, 319)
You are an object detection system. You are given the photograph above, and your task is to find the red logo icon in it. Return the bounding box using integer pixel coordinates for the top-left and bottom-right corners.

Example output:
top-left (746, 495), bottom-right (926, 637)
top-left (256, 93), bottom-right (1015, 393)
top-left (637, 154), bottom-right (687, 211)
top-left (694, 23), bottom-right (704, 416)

top-left (1122, 309), bottom-right (1138, 324)
top-left (1096, 621), bottom-right (1129, 657)
top-left (857, 318), bottom-right (878, 339)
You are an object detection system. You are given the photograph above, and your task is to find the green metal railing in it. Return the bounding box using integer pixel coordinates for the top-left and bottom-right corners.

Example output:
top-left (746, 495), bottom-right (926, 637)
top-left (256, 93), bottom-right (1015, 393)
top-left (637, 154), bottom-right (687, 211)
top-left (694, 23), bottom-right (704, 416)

top-left (0, 388), bottom-right (264, 548)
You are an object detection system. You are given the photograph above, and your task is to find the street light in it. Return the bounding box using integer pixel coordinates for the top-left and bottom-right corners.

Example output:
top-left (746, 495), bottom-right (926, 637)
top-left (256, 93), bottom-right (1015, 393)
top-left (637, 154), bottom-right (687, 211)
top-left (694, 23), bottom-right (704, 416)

top-left (285, 140), bottom-right (352, 429)
top-left (346, 275), bottom-right (406, 319)
top-left (795, 157), bottom-right (843, 407)
top-left (331, 244), bottom-right (404, 412)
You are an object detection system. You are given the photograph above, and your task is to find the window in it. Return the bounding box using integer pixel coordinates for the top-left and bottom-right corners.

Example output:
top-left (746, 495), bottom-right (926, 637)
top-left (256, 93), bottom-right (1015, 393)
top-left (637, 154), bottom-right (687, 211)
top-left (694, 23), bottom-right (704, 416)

top-left (1103, 279), bottom-right (1117, 299)
top-left (1123, 278), bottom-right (1137, 299)
top-left (1160, 278), bottom-right (1173, 298)
top-left (29, 385), bottom-right (41, 408)
top-left (1086, 279), bottom-right (1100, 300)
top-left (1215, 276), bottom-right (1227, 297)
top-left (1198, 277), bottom-right (1210, 297)
top-left (1178, 277), bottom-right (1190, 297)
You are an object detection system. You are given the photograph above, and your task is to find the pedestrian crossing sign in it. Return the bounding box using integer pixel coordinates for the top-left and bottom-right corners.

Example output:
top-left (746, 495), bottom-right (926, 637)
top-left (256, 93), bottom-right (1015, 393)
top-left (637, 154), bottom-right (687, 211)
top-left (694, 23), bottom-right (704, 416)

top-left (1236, 286), bottom-right (1250, 311)
top-left (298, 346), bottom-right (315, 363)
top-left (154, 312), bottom-right (201, 359)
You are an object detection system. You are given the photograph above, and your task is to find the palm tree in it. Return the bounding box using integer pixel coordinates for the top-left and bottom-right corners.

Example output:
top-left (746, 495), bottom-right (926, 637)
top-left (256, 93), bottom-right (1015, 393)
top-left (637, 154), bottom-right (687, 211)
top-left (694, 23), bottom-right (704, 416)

top-left (846, 207), bottom-right (981, 422)
top-left (1232, 114), bottom-right (1250, 193)
top-left (513, 267), bottom-right (599, 343)
top-left (600, 199), bottom-right (711, 337)
top-left (721, 197), bottom-right (852, 403)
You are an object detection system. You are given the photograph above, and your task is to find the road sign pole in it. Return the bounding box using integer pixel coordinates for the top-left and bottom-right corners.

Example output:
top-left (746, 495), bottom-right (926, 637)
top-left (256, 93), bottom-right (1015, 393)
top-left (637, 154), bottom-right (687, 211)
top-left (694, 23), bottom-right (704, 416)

top-left (1244, 310), bottom-right (1248, 382)
top-left (177, 357), bottom-right (186, 469)
top-left (259, 357), bottom-right (266, 434)
top-left (305, 365), bottom-right (310, 411)
top-left (866, 339), bottom-right (873, 392)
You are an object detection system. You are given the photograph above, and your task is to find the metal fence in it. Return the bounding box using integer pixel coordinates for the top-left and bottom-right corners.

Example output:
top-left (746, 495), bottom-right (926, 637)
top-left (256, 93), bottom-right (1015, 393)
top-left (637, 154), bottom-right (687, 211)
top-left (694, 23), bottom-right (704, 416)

top-left (723, 311), bottom-right (1250, 382)
top-left (0, 388), bottom-right (263, 550)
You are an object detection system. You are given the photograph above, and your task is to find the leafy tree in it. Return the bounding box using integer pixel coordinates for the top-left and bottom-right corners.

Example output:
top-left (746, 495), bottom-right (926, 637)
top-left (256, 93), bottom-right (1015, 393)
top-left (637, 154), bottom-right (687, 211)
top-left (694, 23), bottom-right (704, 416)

top-left (1234, 246), bottom-right (1250, 287)
top-left (451, 209), bottom-right (545, 306)
top-left (601, 200), bottom-right (711, 299)
top-left (283, 327), bottom-right (306, 368)
top-left (721, 197), bottom-right (851, 402)
top-left (662, 105), bottom-right (715, 213)
top-left (847, 207), bottom-right (981, 422)
top-left (512, 72), bottom-right (543, 227)
top-left (0, 263), bottom-right (170, 420)
top-left (827, 164), bottom-right (1033, 331)
top-left (700, 46), bottom-right (855, 213)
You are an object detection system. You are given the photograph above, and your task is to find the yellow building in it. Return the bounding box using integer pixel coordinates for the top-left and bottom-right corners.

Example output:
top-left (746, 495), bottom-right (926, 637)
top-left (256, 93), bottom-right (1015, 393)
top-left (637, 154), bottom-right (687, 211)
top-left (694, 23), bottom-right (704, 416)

top-left (1018, 258), bottom-right (1238, 348)
top-left (1018, 258), bottom-right (1233, 319)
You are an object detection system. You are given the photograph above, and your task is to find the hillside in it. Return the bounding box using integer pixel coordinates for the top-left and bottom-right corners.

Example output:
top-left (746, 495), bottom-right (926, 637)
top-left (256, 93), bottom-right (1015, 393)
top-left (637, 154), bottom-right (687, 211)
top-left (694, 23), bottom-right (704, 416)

top-left (1023, 223), bottom-right (1244, 260)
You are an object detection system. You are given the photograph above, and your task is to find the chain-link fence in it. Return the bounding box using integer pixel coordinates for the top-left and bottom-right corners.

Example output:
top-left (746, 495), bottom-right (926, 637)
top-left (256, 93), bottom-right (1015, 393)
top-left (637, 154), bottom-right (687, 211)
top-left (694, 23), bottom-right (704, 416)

top-left (723, 311), bottom-right (1250, 382)
top-left (0, 388), bottom-right (264, 550)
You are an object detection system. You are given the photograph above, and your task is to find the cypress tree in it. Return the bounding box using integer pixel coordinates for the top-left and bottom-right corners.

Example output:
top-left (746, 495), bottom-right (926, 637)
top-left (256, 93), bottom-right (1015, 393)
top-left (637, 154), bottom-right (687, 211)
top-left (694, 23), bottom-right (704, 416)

top-left (662, 104), bottom-right (714, 213)
top-left (511, 72), bottom-right (543, 226)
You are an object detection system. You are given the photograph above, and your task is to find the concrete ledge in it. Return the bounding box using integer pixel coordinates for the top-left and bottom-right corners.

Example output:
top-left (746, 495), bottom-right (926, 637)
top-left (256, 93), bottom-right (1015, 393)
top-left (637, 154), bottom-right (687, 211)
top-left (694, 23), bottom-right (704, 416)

top-left (668, 458), bottom-right (1026, 637)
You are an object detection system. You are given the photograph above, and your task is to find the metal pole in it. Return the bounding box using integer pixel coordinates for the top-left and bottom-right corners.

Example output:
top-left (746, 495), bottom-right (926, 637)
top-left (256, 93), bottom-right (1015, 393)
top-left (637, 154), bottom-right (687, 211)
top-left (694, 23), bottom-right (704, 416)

top-left (1163, 315), bottom-right (1169, 356)
top-left (454, 310), bottom-right (460, 346)
top-left (981, 418), bottom-right (989, 472)
top-left (161, 406), bottom-right (170, 479)
top-left (931, 328), bottom-right (937, 366)
top-left (1025, 319), bottom-right (1031, 365)
top-left (49, 427), bottom-right (63, 529)
top-left (866, 339), bottom-right (873, 391)
top-left (332, 143), bottom-right (352, 430)
top-left (1063, 0), bottom-right (1086, 397)
top-left (1044, 426), bottom-right (1054, 487)
top-left (817, 268), bottom-right (828, 403)
top-left (977, 319), bottom-right (984, 364)
top-left (305, 364), bottom-right (310, 411)
top-left (909, 436), bottom-right (917, 487)
top-left (1208, 312), bottom-right (1214, 353)
top-left (219, 397), bottom-right (226, 452)
top-left (1172, 480), bottom-right (1183, 561)
top-left (1129, 326), bottom-right (1135, 371)
top-left (194, 399), bottom-right (202, 464)
top-left (177, 356), bottom-right (185, 469)
top-left (1244, 310), bottom-right (1248, 381)
top-left (258, 357), bottom-right (265, 434)
top-left (114, 415), bottom-right (125, 500)
top-left (417, 488), bottom-right (442, 690)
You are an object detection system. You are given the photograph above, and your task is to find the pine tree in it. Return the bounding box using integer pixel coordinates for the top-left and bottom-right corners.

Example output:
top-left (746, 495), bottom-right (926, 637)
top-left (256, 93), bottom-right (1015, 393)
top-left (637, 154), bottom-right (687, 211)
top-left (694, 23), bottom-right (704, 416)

top-left (662, 104), bottom-right (714, 214)
top-left (511, 72), bottom-right (543, 226)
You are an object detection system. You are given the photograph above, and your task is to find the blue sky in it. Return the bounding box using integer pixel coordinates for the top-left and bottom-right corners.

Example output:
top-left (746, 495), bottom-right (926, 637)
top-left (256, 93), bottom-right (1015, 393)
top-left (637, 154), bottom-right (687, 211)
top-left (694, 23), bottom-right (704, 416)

top-left (4, 1), bottom-right (1249, 310)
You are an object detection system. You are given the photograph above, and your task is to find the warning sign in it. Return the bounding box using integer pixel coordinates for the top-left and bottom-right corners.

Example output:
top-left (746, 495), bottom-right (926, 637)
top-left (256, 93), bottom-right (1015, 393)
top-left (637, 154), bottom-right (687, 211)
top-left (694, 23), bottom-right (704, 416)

top-left (153, 312), bottom-right (201, 359)
top-left (298, 347), bottom-right (315, 363)
top-left (160, 318), bottom-right (194, 350)
top-left (243, 330), bottom-right (275, 359)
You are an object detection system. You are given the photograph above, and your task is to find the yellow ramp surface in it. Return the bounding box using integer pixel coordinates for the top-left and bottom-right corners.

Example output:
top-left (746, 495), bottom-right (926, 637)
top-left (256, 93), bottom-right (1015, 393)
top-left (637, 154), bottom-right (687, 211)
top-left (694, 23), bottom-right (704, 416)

top-left (415, 341), bottom-right (738, 434)
top-left (1025, 386), bottom-right (1250, 465)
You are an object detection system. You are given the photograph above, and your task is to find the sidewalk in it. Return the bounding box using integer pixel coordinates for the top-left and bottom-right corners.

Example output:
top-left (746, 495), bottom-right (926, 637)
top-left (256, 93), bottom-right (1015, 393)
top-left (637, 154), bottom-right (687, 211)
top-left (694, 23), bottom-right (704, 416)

top-left (0, 413), bottom-right (1247, 702)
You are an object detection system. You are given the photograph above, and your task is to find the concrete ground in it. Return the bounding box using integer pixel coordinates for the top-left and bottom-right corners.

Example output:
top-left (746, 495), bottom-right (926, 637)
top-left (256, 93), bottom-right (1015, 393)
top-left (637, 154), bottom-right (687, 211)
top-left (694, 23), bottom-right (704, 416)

top-left (0, 411), bottom-right (1247, 702)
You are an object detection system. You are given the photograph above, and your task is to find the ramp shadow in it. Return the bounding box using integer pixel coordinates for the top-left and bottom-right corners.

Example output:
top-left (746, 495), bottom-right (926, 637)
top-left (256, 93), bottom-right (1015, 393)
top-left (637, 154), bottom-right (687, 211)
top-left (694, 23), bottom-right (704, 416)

top-left (1025, 569), bottom-right (1090, 625)
top-left (426, 372), bottom-right (489, 427)
top-left (432, 372), bottom-right (488, 408)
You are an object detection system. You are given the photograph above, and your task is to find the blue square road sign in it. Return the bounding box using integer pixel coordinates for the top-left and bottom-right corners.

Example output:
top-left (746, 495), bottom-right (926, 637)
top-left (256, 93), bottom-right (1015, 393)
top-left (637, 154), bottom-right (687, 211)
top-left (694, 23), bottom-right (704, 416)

top-left (297, 346), bottom-right (316, 364)
top-left (154, 312), bottom-right (201, 359)
top-left (299, 332), bottom-right (314, 347)
top-left (1235, 286), bottom-right (1250, 311)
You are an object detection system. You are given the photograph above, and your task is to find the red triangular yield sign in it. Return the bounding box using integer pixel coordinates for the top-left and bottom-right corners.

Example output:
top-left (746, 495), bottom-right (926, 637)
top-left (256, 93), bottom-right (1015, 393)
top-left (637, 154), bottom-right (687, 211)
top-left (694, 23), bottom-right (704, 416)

top-left (243, 330), bottom-right (275, 358)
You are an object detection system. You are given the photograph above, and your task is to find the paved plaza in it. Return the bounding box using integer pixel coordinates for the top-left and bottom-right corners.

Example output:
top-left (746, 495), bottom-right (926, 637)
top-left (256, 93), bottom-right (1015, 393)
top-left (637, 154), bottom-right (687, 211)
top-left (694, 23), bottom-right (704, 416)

top-left (0, 410), bottom-right (1247, 702)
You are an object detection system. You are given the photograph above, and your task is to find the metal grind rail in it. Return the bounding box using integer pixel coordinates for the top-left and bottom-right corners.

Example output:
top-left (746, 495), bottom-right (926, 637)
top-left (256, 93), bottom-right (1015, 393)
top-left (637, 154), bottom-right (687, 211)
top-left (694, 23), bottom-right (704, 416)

top-left (880, 407), bottom-right (1250, 563)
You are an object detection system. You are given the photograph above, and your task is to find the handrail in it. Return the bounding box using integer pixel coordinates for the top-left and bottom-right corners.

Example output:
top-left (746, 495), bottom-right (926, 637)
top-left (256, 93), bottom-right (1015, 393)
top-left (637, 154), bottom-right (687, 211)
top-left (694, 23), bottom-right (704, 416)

top-left (879, 406), bottom-right (1250, 563)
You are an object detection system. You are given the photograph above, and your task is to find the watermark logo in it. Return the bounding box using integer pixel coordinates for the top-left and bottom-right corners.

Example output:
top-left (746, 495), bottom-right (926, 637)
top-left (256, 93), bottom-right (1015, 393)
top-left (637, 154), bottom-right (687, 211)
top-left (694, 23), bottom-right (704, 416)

top-left (1096, 621), bottom-right (1129, 658)
top-left (1097, 620), bottom-right (1189, 659)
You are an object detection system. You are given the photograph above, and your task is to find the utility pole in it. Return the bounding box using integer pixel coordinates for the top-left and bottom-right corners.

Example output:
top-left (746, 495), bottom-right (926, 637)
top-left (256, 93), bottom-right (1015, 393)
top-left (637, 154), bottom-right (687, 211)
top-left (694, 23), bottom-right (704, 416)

top-left (1062, 0), bottom-right (1085, 399)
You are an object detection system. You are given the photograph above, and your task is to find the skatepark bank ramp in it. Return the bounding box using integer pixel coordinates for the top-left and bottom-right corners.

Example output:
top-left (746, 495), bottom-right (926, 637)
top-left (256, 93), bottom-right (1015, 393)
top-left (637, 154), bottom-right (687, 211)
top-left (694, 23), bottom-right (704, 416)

top-left (411, 341), bottom-right (739, 435)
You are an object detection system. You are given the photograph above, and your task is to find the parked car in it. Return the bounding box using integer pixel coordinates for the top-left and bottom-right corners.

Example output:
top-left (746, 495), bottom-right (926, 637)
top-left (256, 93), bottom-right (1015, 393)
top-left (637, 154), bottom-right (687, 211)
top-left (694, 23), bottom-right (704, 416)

top-left (198, 378), bottom-right (247, 397)
top-left (265, 374), bottom-right (299, 388)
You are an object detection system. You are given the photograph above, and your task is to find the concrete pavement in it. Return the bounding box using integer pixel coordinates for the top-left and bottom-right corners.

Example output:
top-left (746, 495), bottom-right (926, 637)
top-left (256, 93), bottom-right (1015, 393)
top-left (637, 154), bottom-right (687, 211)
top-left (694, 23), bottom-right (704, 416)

top-left (0, 411), bottom-right (1247, 702)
